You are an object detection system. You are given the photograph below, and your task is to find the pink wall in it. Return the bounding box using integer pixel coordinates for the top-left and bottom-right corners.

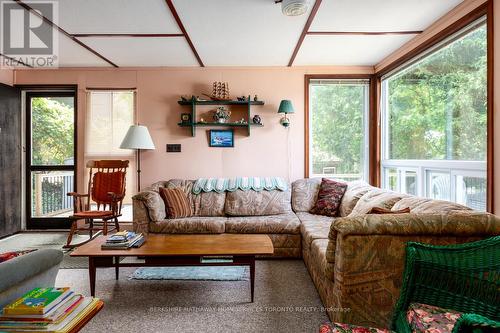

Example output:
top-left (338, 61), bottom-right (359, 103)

top-left (14, 66), bottom-right (373, 193)
top-left (0, 69), bottom-right (13, 86)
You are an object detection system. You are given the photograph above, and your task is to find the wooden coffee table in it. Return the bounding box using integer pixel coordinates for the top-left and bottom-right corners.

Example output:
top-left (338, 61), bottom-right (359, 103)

top-left (70, 234), bottom-right (274, 302)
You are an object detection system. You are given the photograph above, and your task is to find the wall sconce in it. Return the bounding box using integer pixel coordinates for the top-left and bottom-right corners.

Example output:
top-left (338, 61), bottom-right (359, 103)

top-left (278, 100), bottom-right (295, 127)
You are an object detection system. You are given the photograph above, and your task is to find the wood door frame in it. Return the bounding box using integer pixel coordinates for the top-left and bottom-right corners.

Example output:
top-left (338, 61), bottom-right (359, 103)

top-left (304, 74), bottom-right (374, 179)
top-left (24, 89), bottom-right (78, 229)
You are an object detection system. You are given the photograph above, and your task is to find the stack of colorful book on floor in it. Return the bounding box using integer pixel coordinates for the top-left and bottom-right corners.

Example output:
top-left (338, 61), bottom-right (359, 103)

top-left (101, 230), bottom-right (145, 250)
top-left (0, 287), bottom-right (102, 333)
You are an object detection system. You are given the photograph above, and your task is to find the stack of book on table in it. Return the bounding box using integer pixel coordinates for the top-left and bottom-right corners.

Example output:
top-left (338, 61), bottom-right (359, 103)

top-left (101, 230), bottom-right (145, 250)
top-left (0, 287), bottom-right (102, 333)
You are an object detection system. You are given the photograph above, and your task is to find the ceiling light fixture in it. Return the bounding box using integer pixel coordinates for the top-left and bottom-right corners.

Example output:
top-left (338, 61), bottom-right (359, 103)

top-left (275, 0), bottom-right (309, 16)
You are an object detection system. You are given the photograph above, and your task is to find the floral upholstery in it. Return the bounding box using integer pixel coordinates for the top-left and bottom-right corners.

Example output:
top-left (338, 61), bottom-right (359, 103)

top-left (407, 303), bottom-right (462, 333)
top-left (225, 188), bottom-right (291, 216)
top-left (349, 189), bottom-right (406, 216)
top-left (319, 303), bottom-right (462, 333)
top-left (224, 213), bottom-right (300, 234)
top-left (319, 322), bottom-right (393, 333)
top-left (132, 190), bottom-right (165, 221)
top-left (392, 196), bottom-right (471, 214)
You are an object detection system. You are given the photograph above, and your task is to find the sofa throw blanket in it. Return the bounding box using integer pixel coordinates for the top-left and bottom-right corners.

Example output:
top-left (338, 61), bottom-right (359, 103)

top-left (192, 177), bottom-right (287, 194)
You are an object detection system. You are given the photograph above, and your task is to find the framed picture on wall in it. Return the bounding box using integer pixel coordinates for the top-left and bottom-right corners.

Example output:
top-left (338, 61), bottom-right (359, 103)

top-left (209, 129), bottom-right (234, 148)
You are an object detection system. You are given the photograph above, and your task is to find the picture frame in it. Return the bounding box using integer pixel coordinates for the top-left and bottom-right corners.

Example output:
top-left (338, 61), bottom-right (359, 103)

top-left (209, 129), bottom-right (234, 148)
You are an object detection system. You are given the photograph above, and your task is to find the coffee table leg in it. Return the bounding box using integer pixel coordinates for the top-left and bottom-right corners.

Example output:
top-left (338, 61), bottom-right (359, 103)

top-left (89, 257), bottom-right (96, 297)
top-left (250, 256), bottom-right (255, 302)
top-left (114, 256), bottom-right (119, 280)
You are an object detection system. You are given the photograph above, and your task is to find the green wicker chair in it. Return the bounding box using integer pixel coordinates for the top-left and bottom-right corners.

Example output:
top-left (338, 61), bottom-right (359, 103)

top-left (391, 236), bottom-right (500, 333)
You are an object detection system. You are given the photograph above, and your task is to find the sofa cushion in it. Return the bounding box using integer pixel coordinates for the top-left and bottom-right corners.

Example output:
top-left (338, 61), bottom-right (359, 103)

top-left (225, 189), bottom-right (291, 216)
top-left (296, 212), bottom-right (333, 250)
top-left (338, 180), bottom-right (374, 217)
top-left (392, 196), bottom-right (471, 214)
top-left (407, 303), bottom-right (461, 333)
top-left (291, 178), bottom-right (322, 212)
top-left (164, 179), bottom-right (226, 217)
top-left (349, 189), bottom-right (406, 216)
top-left (224, 213), bottom-right (300, 234)
top-left (159, 187), bottom-right (193, 219)
top-left (310, 178), bottom-right (347, 217)
top-left (149, 217), bottom-right (226, 234)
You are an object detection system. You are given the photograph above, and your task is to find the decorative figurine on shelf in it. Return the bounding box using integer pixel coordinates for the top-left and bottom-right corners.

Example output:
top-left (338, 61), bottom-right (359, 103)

top-left (252, 115), bottom-right (262, 125)
top-left (181, 113), bottom-right (191, 124)
top-left (213, 106), bottom-right (231, 123)
top-left (204, 81), bottom-right (230, 101)
top-left (254, 95), bottom-right (258, 102)
top-left (180, 95), bottom-right (189, 102)
top-left (237, 118), bottom-right (247, 124)
top-left (199, 118), bottom-right (206, 123)
top-left (236, 96), bottom-right (246, 101)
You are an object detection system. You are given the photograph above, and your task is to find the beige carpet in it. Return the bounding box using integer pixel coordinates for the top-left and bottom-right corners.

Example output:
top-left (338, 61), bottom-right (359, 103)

top-left (56, 260), bottom-right (330, 333)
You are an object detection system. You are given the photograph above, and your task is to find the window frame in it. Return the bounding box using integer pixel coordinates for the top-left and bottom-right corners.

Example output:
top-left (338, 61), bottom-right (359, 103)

top-left (379, 15), bottom-right (493, 211)
top-left (374, 2), bottom-right (493, 212)
top-left (304, 74), bottom-right (373, 181)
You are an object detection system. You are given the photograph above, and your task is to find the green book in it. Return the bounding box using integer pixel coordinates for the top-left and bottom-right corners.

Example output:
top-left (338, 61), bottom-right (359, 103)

top-left (3, 287), bottom-right (72, 315)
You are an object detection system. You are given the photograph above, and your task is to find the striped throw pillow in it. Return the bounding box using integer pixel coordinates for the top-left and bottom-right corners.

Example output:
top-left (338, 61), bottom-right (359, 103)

top-left (159, 187), bottom-right (193, 219)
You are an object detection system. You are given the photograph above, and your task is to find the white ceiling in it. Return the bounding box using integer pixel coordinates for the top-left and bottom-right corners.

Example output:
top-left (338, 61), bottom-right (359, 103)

top-left (311, 0), bottom-right (464, 32)
top-left (4, 0), bottom-right (466, 68)
top-left (294, 34), bottom-right (416, 66)
top-left (79, 37), bottom-right (199, 67)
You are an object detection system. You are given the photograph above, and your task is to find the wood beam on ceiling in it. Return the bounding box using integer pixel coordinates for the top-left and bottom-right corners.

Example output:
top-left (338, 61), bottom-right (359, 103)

top-left (164, 0), bottom-right (204, 67)
top-left (0, 52), bottom-right (33, 68)
top-left (72, 33), bottom-right (185, 38)
top-left (307, 31), bottom-right (423, 36)
top-left (288, 0), bottom-right (323, 67)
top-left (13, 0), bottom-right (119, 68)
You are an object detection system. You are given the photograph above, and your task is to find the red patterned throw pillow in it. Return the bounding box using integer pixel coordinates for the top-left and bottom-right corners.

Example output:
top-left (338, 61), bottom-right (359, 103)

top-left (310, 178), bottom-right (348, 217)
top-left (0, 249), bottom-right (36, 264)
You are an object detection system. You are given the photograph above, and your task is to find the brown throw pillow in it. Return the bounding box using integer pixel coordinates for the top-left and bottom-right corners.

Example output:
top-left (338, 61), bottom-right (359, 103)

top-left (368, 206), bottom-right (411, 214)
top-left (310, 178), bottom-right (348, 217)
top-left (159, 187), bottom-right (193, 219)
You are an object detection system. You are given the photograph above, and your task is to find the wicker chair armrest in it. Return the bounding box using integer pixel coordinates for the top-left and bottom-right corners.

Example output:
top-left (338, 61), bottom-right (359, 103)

top-left (452, 313), bottom-right (500, 333)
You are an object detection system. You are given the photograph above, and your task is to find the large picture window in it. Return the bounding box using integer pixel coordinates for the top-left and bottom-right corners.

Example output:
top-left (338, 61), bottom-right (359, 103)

top-left (381, 18), bottom-right (487, 210)
top-left (85, 90), bottom-right (136, 220)
top-left (308, 79), bottom-right (369, 181)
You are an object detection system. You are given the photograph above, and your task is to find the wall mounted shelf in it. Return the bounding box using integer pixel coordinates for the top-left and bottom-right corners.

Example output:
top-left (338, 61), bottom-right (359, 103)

top-left (177, 97), bottom-right (265, 136)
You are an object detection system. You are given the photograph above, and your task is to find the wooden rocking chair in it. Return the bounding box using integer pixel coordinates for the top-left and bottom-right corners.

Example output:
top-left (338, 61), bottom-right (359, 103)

top-left (64, 160), bottom-right (129, 248)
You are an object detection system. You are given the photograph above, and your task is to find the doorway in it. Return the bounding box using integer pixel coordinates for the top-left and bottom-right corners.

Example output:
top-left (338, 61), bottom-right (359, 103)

top-left (25, 91), bottom-right (77, 229)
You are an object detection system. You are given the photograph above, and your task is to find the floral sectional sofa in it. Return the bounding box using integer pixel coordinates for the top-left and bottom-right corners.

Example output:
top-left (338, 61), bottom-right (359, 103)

top-left (132, 178), bottom-right (500, 329)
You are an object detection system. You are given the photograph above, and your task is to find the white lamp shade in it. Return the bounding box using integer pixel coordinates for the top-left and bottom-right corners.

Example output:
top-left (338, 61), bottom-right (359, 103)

top-left (120, 125), bottom-right (155, 150)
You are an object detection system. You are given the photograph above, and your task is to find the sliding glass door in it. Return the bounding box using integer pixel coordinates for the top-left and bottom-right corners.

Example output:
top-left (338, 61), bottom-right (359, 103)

top-left (26, 91), bottom-right (76, 229)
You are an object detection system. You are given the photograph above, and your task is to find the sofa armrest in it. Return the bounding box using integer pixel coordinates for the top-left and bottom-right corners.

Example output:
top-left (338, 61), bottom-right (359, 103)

top-left (132, 196), bottom-right (153, 235)
top-left (330, 212), bottom-right (500, 237)
top-left (323, 212), bottom-right (500, 328)
top-left (0, 249), bottom-right (63, 293)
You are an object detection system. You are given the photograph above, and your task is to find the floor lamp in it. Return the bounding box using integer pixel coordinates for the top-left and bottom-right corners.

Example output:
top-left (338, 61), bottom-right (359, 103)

top-left (120, 125), bottom-right (155, 192)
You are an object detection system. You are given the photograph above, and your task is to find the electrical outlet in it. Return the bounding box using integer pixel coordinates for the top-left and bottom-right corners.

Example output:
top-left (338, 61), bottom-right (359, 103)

top-left (166, 144), bottom-right (181, 153)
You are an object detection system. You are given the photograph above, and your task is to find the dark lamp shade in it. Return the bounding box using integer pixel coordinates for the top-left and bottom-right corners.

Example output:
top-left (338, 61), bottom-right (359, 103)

top-left (278, 100), bottom-right (295, 114)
